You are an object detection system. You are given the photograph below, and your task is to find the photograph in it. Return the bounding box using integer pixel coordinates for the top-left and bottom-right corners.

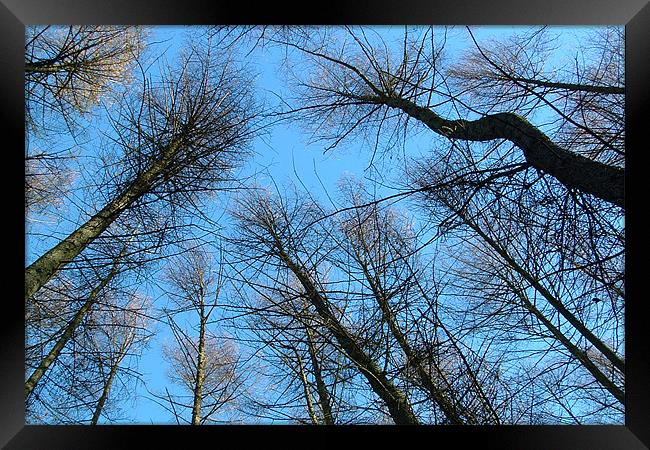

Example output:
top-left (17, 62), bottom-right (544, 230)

top-left (3, 0), bottom-right (648, 448)
top-left (23, 23), bottom-right (626, 425)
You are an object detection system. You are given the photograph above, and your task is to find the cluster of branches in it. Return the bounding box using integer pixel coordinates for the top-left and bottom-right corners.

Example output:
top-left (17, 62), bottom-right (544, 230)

top-left (214, 25), bottom-right (623, 424)
top-left (25, 26), bottom-right (147, 215)
top-left (224, 171), bottom-right (621, 424)
top-left (24, 27), bottom-right (261, 424)
top-left (25, 245), bottom-right (153, 424)
top-left (151, 247), bottom-right (246, 425)
top-left (25, 25), bottom-right (624, 425)
top-left (260, 26), bottom-right (623, 208)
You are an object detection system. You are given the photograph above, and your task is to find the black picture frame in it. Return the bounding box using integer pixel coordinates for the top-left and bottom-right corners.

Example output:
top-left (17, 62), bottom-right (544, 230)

top-left (3, 1), bottom-right (648, 448)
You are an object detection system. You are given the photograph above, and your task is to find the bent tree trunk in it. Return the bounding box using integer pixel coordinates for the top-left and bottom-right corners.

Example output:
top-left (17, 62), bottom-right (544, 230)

top-left (363, 94), bottom-right (624, 209)
top-left (274, 243), bottom-right (419, 425)
top-left (25, 140), bottom-right (181, 301)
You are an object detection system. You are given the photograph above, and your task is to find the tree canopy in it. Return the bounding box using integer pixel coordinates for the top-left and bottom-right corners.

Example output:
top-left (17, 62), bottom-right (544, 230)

top-left (25, 25), bottom-right (624, 425)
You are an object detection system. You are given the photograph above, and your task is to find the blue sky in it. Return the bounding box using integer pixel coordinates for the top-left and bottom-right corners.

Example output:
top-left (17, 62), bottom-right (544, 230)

top-left (25, 25), bottom-right (616, 424)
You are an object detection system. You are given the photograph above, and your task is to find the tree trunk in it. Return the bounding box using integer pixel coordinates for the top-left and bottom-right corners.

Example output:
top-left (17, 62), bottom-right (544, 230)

top-left (91, 352), bottom-right (125, 425)
top-left (25, 140), bottom-right (181, 301)
top-left (453, 209), bottom-right (624, 404)
top-left (359, 261), bottom-right (466, 424)
top-left (25, 261), bottom-right (120, 399)
top-left (507, 279), bottom-right (624, 405)
top-left (460, 211), bottom-right (625, 375)
top-left (294, 349), bottom-right (320, 425)
top-left (363, 94), bottom-right (624, 209)
top-left (304, 325), bottom-right (335, 425)
top-left (191, 315), bottom-right (207, 425)
top-left (274, 244), bottom-right (419, 425)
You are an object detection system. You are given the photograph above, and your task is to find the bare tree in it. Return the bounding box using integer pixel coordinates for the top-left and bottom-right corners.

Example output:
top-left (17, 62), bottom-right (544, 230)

top-left (331, 179), bottom-right (502, 424)
top-left (25, 249), bottom-right (123, 400)
top-left (25, 265), bottom-right (152, 424)
top-left (25, 25), bottom-right (625, 426)
top-left (447, 27), bottom-right (624, 167)
top-left (226, 281), bottom-right (343, 424)
top-left (250, 26), bottom-right (624, 423)
top-left (25, 26), bottom-right (147, 133)
top-left (25, 37), bottom-right (261, 301)
top-left (87, 294), bottom-right (151, 424)
top-left (408, 161), bottom-right (624, 420)
top-left (25, 26), bottom-right (148, 217)
top-left (263, 26), bottom-right (623, 208)
top-left (230, 188), bottom-right (420, 424)
top-left (158, 246), bottom-right (244, 425)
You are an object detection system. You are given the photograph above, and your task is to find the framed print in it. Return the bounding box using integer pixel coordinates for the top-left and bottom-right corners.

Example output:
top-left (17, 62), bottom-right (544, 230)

top-left (3, 0), bottom-right (648, 448)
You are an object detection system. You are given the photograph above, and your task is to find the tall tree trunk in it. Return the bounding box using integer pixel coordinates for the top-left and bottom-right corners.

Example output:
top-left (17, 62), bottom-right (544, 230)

top-left (407, 269), bottom-right (503, 425)
top-left (505, 279), bottom-right (624, 404)
top-left (25, 139), bottom-right (181, 301)
top-left (458, 210), bottom-right (625, 374)
top-left (91, 351), bottom-right (126, 425)
top-left (274, 243), bottom-right (419, 425)
top-left (304, 325), bottom-right (335, 425)
top-left (451, 208), bottom-right (624, 404)
top-left (25, 260), bottom-right (120, 399)
top-left (356, 257), bottom-right (468, 424)
top-left (191, 314), bottom-right (207, 425)
top-left (293, 348), bottom-right (320, 425)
